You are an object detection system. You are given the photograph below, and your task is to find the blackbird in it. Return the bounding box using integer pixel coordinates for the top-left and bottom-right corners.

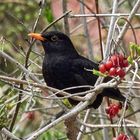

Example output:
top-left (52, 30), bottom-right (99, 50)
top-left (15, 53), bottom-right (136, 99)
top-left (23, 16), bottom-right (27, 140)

top-left (28, 31), bottom-right (126, 109)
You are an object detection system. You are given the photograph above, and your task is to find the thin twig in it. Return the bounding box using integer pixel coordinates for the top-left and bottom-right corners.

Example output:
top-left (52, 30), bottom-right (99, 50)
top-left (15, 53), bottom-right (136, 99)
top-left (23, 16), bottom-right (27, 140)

top-left (77, 123), bottom-right (140, 128)
top-left (0, 75), bottom-right (84, 101)
top-left (80, 0), bottom-right (93, 60)
top-left (1, 128), bottom-right (21, 140)
top-left (32, 0), bottom-right (45, 32)
top-left (95, 0), bottom-right (103, 60)
top-left (105, 0), bottom-right (118, 59)
top-left (25, 0), bottom-right (45, 68)
top-left (118, 60), bottom-right (139, 133)
top-left (69, 13), bottom-right (140, 17)
top-left (62, 0), bottom-right (70, 36)
top-left (77, 109), bottom-right (91, 140)
top-left (0, 50), bottom-right (40, 83)
top-left (5, 11), bottom-right (30, 33)
top-left (41, 10), bottom-right (71, 33)
top-left (116, 0), bottom-right (140, 44)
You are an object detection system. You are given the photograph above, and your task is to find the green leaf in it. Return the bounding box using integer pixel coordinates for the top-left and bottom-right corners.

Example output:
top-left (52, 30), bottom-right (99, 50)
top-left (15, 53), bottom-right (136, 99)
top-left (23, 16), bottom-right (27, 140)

top-left (129, 42), bottom-right (140, 57)
top-left (44, 7), bottom-right (54, 23)
top-left (127, 56), bottom-right (133, 64)
top-left (93, 69), bottom-right (107, 77)
top-left (62, 99), bottom-right (73, 109)
top-left (136, 45), bottom-right (140, 56)
top-left (129, 42), bottom-right (137, 58)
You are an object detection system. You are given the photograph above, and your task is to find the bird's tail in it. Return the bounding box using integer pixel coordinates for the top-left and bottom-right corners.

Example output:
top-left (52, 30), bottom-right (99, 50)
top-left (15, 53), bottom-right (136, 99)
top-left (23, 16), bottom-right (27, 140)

top-left (89, 88), bottom-right (127, 109)
top-left (101, 88), bottom-right (126, 102)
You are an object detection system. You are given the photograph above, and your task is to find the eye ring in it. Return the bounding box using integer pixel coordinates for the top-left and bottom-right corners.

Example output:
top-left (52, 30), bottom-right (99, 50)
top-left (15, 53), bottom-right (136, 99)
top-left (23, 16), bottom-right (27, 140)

top-left (51, 35), bottom-right (58, 41)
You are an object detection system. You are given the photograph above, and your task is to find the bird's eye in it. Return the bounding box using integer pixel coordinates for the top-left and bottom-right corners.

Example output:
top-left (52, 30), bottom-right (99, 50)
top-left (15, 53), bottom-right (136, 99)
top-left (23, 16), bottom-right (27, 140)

top-left (51, 35), bottom-right (58, 41)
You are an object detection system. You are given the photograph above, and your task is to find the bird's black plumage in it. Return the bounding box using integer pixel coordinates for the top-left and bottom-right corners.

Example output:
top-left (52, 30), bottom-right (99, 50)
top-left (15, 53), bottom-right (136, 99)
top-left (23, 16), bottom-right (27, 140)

top-left (30, 31), bottom-right (126, 109)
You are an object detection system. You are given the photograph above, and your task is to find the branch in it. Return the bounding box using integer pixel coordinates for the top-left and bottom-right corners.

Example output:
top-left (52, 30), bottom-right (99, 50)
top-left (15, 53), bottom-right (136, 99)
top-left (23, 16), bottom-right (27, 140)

top-left (0, 50), bottom-right (40, 83)
top-left (0, 75), bottom-right (124, 140)
top-left (69, 13), bottom-right (140, 17)
top-left (62, 0), bottom-right (70, 36)
top-left (1, 128), bottom-right (21, 140)
top-left (77, 109), bottom-right (91, 140)
top-left (26, 102), bottom-right (88, 140)
top-left (77, 122), bottom-right (140, 129)
top-left (105, 0), bottom-right (118, 58)
top-left (0, 75), bottom-right (84, 102)
top-left (80, 0), bottom-right (93, 60)
top-left (116, 0), bottom-right (140, 44)
top-left (41, 10), bottom-right (71, 33)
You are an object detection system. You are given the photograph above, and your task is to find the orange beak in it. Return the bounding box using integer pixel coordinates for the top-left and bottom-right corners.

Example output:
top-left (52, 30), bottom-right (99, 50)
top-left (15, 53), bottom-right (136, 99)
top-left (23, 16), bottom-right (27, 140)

top-left (28, 33), bottom-right (45, 41)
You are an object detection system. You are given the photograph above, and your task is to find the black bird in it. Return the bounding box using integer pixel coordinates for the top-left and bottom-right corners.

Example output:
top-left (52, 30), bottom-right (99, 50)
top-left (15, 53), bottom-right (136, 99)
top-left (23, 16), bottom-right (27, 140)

top-left (28, 31), bottom-right (125, 109)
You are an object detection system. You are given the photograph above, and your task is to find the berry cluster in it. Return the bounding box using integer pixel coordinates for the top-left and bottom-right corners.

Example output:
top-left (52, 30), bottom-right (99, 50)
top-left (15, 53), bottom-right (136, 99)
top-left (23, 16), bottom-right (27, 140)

top-left (99, 54), bottom-right (128, 78)
top-left (113, 133), bottom-right (135, 140)
top-left (105, 103), bottom-right (122, 118)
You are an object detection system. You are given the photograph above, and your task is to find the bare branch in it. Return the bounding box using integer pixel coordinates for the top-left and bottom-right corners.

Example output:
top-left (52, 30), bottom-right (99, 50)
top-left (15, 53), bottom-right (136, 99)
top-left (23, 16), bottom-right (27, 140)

top-left (1, 128), bottom-right (21, 140)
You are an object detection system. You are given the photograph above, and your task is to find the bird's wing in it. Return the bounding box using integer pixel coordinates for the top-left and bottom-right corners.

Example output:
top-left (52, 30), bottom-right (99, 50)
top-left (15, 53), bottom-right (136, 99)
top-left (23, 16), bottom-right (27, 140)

top-left (71, 56), bottom-right (99, 86)
top-left (71, 56), bottom-right (126, 108)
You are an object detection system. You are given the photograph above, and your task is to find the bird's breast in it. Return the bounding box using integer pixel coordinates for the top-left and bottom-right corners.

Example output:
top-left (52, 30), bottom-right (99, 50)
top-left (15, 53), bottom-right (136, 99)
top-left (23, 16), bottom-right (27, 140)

top-left (42, 56), bottom-right (74, 89)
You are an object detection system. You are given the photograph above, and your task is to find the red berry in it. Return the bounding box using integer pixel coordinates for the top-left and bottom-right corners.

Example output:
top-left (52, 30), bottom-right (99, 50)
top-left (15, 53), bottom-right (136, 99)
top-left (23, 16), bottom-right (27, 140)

top-left (105, 60), bottom-right (113, 70)
top-left (122, 59), bottom-right (128, 67)
top-left (116, 67), bottom-right (125, 78)
top-left (99, 64), bottom-right (106, 73)
top-left (113, 105), bottom-right (119, 113)
top-left (108, 106), bottom-right (119, 118)
top-left (117, 133), bottom-right (127, 140)
top-left (118, 54), bottom-right (124, 67)
top-left (130, 136), bottom-right (135, 140)
top-left (110, 54), bottom-right (118, 67)
top-left (26, 112), bottom-right (35, 120)
top-left (109, 67), bottom-right (116, 76)
top-left (122, 135), bottom-right (127, 140)
top-left (106, 104), bottom-right (120, 118)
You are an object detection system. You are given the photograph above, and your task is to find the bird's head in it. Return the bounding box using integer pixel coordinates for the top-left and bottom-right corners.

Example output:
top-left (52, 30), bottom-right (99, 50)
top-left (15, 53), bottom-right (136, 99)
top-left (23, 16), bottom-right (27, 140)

top-left (28, 31), bottom-right (77, 55)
